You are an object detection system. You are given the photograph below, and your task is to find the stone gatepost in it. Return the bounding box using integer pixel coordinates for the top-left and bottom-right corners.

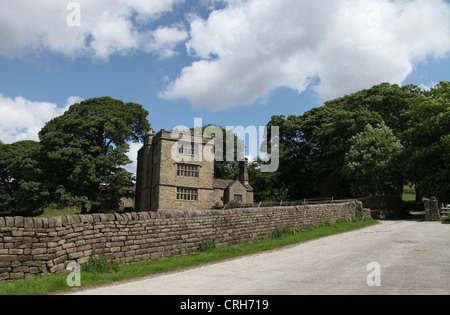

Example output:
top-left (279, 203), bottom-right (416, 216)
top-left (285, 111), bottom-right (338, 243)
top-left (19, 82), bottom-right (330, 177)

top-left (424, 197), bottom-right (440, 220)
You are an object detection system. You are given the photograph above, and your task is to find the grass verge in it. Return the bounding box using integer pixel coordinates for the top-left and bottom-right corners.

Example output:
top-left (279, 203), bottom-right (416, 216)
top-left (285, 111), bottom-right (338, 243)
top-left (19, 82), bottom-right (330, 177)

top-left (0, 217), bottom-right (377, 295)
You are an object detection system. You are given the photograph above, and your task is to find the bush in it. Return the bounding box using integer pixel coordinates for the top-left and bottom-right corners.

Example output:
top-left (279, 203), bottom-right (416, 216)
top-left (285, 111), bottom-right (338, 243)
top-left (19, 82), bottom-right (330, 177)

top-left (81, 254), bottom-right (119, 275)
top-left (197, 239), bottom-right (216, 252)
top-left (227, 200), bottom-right (241, 207)
top-left (272, 225), bottom-right (295, 238)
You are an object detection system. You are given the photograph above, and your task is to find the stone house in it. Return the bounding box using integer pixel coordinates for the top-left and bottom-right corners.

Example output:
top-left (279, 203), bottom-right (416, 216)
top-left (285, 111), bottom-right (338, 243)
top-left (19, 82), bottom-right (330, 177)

top-left (135, 129), bottom-right (253, 211)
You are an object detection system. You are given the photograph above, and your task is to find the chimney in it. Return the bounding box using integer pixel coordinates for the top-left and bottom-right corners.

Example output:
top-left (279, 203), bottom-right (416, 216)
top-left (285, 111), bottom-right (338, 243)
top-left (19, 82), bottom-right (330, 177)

top-left (239, 158), bottom-right (249, 188)
top-left (144, 129), bottom-right (155, 145)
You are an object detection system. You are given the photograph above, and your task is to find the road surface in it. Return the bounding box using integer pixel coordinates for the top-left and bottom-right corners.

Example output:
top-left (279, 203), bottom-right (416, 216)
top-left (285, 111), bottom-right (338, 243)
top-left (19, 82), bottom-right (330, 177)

top-left (69, 219), bottom-right (450, 295)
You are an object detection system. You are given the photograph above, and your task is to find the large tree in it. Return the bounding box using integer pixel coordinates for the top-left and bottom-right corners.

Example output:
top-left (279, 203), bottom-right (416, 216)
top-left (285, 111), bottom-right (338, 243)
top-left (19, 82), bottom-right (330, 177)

top-left (267, 83), bottom-right (421, 200)
top-left (403, 81), bottom-right (450, 203)
top-left (39, 97), bottom-right (150, 213)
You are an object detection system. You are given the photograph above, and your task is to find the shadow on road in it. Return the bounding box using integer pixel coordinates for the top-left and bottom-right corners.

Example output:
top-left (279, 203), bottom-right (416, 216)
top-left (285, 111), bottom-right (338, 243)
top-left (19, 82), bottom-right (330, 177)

top-left (407, 211), bottom-right (450, 224)
top-left (409, 211), bottom-right (425, 221)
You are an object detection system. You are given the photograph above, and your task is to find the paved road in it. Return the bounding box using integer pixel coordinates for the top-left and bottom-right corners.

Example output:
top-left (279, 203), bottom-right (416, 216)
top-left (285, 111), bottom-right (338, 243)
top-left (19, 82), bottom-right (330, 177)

top-left (71, 219), bottom-right (450, 295)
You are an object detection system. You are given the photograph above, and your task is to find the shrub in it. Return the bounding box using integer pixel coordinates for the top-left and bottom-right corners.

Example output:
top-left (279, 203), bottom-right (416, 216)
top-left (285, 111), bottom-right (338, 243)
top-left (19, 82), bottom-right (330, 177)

top-left (272, 225), bottom-right (295, 238)
top-left (81, 254), bottom-right (119, 275)
top-left (197, 239), bottom-right (216, 252)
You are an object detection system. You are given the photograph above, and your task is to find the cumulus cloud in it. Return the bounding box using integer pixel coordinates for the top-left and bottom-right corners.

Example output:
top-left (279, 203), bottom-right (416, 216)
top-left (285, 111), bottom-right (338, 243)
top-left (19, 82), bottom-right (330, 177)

top-left (145, 26), bottom-right (190, 59)
top-left (0, 0), bottom-right (187, 61)
top-left (161, 0), bottom-right (450, 110)
top-left (0, 95), bottom-right (77, 144)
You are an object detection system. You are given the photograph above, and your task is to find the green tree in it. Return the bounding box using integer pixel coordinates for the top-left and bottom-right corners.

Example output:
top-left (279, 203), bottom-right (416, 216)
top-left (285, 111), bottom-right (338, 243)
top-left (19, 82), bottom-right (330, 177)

top-left (193, 124), bottom-right (243, 180)
top-left (267, 83), bottom-right (420, 200)
top-left (0, 141), bottom-right (49, 216)
top-left (248, 159), bottom-right (288, 202)
top-left (39, 97), bottom-right (150, 213)
top-left (404, 81), bottom-right (450, 203)
top-left (343, 122), bottom-right (403, 197)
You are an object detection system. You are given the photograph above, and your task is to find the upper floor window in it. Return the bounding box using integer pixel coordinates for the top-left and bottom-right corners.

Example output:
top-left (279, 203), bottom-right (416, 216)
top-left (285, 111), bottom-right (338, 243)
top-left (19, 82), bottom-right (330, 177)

top-left (178, 142), bottom-right (199, 157)
top-left (177, 164), bottom-right (199, 178)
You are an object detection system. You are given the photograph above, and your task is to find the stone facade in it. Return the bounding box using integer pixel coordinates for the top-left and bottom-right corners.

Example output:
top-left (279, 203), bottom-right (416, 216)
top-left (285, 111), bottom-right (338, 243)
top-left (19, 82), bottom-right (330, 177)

top-left (0, 201), bottom-right (360, 281)
top-left (135, 129), bottom-right (253, 212)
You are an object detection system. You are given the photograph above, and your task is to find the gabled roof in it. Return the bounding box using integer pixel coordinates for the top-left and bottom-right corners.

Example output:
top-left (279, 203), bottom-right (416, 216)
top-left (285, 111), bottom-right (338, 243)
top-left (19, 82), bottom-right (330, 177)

top-left (214, 179), bottom-right (254, 192)
top-left (228, 180), bottom-right (253, 191)
top-left (214, 179), bottom-right (234, 189)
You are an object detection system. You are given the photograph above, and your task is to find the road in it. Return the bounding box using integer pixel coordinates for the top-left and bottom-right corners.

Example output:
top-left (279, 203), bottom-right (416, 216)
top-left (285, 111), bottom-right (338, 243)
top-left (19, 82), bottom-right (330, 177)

top-left (70, 219), bottom-right (450, 295)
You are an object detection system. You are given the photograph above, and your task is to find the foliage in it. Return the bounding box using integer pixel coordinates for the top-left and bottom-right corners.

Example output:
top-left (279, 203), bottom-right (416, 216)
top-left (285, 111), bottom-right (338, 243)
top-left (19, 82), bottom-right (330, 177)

top-left (38, 97), bottom-right (150, 213)
top-left (343, 122), bottom-right (403, 197)
top-left (271, 225), bottom-right (295, 238)
top-left (197, 238), bottom-right (217, 252)
top-left (81, 254), bottom-right (119, 275)
top-left (226, 200), bottom-right (242, 207)
top-left (403, 81), bottom-right (450, 203)
top-left (264, 81), bottom-right (449, 203)
top-left (193, 124), bottom-right (243, 181)
top-left (266, 83), bottom-right (421, 200)
top-left (0, 141), bottom-right (49, 216)
top-left (248, 159), bottom-right (289, 202)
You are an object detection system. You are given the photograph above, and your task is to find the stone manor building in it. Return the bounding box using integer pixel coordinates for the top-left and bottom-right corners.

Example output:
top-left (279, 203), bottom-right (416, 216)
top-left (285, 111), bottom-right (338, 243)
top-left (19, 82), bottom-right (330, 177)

top-left (135, 129), bottom-right (254, 211)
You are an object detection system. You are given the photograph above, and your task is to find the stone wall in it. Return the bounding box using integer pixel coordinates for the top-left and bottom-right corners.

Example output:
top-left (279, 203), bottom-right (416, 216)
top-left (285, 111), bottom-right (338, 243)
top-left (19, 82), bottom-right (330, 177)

top-left (0, 201), bottom-right (359, 281)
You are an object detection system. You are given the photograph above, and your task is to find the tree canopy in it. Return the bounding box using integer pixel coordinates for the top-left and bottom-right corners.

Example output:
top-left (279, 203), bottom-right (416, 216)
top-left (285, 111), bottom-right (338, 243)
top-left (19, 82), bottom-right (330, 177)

top-left (0, 140), bottom-right (48, 216)
top-left (38, 97), bottom-right (150, 213)
top-left (259, 82), bottom-right (450, 203)
top-left (264, 83), bottom-right (422, 200)
top-left (403, 82), bottom-right (450, 202)
top-left (343, 122), bottom-right (402, 197)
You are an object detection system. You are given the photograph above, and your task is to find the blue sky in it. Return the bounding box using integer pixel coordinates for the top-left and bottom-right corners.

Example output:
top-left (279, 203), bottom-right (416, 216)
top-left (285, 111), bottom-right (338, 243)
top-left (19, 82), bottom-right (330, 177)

top-left (1, 0), bottom-right (449, 170)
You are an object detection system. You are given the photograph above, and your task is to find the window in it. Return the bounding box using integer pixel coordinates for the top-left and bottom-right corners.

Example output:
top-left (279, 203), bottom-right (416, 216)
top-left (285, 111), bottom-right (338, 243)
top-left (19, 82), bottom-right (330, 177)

top-left (177, 187), bottom-right (198, 201)
top-left (178, 142), bottom-right (199, 157)
top-left (234, 194), bottom-right (243, 204)
top-left (177, 164), bottom-right (199, 178)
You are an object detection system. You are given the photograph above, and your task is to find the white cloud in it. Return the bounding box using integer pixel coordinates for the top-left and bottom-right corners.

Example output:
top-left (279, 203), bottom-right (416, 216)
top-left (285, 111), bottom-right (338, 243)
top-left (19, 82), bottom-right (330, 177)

top-left (162, 0), bottom-right (450, 110)
top-left (125, 142), bottom-right (143, 176)
top-left (0, 95), bottom-right (76, 144)
top-left (145, 26), bottom-right (189, 59)
top-left (0, 0), bottom-right (186, 61)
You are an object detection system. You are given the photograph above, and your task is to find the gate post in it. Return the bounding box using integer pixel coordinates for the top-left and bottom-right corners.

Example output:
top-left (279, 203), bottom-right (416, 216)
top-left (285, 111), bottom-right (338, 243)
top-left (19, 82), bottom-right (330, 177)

top-left (424, 197), bottom-right (440, 220)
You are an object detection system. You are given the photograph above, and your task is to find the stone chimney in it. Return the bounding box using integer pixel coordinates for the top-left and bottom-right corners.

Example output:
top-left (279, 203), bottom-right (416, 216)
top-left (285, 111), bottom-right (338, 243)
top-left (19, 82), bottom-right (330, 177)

top-left (144, 129), bottom-right (155, 145)
top-left (239, 158), bottom-right (250, 188)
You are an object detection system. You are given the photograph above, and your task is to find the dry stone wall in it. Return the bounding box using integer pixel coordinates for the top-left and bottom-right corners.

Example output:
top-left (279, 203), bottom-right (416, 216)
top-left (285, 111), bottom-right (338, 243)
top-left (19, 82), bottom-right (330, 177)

top-left (0, 201), bottom-right (359, 281)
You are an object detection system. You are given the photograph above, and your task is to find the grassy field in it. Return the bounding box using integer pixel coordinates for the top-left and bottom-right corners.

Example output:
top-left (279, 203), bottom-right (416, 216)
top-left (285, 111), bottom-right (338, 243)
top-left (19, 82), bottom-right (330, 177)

top-left (0, 217), bottom-right (377, 295)
top-left (402, 184), bottom-right (417, 202)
